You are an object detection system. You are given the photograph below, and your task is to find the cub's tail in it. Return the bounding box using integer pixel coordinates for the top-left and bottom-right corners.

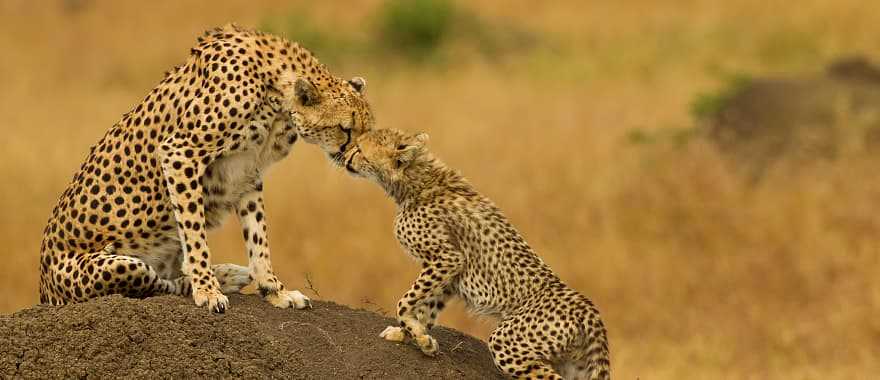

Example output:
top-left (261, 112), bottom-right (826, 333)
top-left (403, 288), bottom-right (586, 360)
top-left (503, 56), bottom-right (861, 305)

top-left (558, 313), bottom-right (611, 380)
top-left (584, 329), bottom-right (611, 380)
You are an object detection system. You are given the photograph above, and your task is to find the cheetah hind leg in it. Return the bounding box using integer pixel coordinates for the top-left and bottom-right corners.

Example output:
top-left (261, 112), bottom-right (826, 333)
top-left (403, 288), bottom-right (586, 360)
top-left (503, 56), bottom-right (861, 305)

top-left (117, 264), bottom-right (251, 296)
top-left (80, 252), bottom-right (191, 299)
top-left (556, 359), bottom-right (611, 380)
top-left (488, 317), bottom-right (564, 379)
top-left (79, 254), bottom-right (245, 299)
top-left (163, 264), bottom-right (251, 295)
top-left (212, 263), bottom-right (251, 293)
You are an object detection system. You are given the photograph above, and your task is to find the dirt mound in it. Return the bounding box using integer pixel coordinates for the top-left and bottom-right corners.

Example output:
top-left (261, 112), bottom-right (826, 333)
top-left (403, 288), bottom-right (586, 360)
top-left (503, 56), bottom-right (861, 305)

top-left (0, 295), bottom-right (502, 379)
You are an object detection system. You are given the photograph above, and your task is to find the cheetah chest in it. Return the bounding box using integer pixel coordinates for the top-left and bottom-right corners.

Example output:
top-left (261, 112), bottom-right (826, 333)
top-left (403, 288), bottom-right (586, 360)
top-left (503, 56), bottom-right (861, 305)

top-left (113, 113), bottom-right (296, 278)
top-left (202, 116), bottom-right (298, 228)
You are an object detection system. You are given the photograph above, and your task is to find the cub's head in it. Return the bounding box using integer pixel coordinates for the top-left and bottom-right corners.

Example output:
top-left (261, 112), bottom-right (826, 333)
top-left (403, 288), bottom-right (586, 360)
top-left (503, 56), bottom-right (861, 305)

top-left (343, 128), bottom-right (429, 184)
top-left (285, 74), bottom-right (374, 164)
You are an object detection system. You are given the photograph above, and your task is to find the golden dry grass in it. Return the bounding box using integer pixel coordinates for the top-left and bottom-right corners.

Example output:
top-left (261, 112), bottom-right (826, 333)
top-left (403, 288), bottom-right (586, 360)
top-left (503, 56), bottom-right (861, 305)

top-left (2, 1), bottom-right (880, 378)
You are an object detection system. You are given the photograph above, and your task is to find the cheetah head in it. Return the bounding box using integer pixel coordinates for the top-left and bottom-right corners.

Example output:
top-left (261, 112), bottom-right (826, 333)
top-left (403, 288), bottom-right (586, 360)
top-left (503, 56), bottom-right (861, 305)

top-left (285, 74), bottom-right (374, 165)
top-left (342, 128), bottom-right (429, 184)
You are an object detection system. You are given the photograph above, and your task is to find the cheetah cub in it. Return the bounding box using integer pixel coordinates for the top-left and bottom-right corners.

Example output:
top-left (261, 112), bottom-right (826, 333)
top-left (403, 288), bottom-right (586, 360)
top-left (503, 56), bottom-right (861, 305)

top-left (342, 129), bottom-right (610, 380)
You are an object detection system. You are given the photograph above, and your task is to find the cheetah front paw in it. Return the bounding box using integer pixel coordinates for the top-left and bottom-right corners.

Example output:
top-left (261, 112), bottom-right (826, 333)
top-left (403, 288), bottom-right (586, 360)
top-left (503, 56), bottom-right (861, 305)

top-left (193, 287), bottom-right (229, 313)
top-left (264, 289), bottom-right (312, 309)
top-left (415, 334), bottom-right (439, 357)
top-left (379, 326), bottom-right (407, 342)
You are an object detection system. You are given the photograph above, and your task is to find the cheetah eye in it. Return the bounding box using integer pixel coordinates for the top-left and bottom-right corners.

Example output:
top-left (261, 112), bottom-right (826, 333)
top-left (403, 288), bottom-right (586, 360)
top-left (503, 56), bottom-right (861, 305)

top-left (396, 144), bottom-right (407, 150)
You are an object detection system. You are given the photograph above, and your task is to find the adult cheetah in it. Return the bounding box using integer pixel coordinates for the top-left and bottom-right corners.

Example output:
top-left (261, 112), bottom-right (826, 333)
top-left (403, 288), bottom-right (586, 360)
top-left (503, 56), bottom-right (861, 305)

top-left (39, 24), bottom-right (374, 312)
top-left (343, 129), bottom-right (611, 379)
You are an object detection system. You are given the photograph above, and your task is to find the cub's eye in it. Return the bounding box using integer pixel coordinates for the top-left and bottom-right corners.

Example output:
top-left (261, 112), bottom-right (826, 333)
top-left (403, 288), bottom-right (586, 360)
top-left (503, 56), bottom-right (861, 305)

top-left (396, 144), bottom-right (407, 150)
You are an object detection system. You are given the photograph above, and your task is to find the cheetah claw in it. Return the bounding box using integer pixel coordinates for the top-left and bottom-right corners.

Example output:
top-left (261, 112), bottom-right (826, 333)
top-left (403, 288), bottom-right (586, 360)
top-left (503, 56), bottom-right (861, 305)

top-left (193, 288), bottom-right (229, 313)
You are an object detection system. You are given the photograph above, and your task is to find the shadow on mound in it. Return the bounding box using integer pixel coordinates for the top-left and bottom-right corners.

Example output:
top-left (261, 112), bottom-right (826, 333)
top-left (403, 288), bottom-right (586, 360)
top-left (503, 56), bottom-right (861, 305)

top-left (0, 294), bottom-right (502, 379)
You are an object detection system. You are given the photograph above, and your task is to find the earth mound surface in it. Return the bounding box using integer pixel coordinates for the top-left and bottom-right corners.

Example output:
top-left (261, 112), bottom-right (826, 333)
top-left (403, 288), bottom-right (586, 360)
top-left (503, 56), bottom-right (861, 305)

top-left (0, 294), bottom-right (502, 379)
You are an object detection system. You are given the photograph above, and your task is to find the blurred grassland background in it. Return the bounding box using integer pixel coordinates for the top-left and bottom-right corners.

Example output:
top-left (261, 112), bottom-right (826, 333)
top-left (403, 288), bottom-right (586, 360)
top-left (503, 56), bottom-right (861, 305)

top-left (2, 0), bottom-right (880, 378)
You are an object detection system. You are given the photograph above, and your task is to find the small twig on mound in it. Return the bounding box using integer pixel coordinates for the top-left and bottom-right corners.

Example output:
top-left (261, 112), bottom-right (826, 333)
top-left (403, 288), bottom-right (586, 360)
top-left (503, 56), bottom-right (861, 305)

top-left (303, 272), bottom-right (321, 298)
top-left (450, 341), bottom-right (465, 352)
top-left (361, 298), bottom-right (389, 316)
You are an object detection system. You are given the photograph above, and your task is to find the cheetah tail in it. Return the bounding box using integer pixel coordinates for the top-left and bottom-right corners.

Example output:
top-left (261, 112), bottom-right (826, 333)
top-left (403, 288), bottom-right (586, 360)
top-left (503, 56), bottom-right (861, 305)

top-left (560, 322), bottom-right (611, 380)
top-left (584, 334), bottom-right (611, 380)
top-left (556, 334), bottom-right (610, 380)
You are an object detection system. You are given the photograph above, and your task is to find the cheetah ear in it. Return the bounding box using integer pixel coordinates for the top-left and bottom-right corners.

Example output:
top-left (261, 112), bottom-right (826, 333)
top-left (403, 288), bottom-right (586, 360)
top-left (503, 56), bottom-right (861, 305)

top-left (411, 132), bottom-right (429, 146)
top-left (396, 147), bottom-right (420, 169)
top-left (348, 77), bottom-right (366, 94)
top-left (396, 133), bottom-right (429, 168)
top-left (294, 78), bottom-right (320, 106)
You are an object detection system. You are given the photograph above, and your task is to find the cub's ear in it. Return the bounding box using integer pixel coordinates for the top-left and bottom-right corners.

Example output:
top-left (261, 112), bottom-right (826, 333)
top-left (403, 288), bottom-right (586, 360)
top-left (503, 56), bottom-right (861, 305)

top-left (411, 132), bottom-right (429, 146)
top-left (396, 147), bottom-right (420, 169)
top-left (294, 78), bottom-right (320, 106)
top-left (348, 77), bottom-right (366, 94)
top-left (396, 132), bottom-right (429, 169)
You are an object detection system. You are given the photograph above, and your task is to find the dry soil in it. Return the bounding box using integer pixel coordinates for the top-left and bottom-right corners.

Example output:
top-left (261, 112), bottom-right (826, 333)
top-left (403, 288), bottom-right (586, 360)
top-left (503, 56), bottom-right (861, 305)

top-left (0, 294), bottom-right (503, 379)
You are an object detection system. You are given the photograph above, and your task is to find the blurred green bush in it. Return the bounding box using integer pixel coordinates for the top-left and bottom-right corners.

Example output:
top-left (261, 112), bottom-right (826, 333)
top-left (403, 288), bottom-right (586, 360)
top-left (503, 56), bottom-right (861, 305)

top-left (377, 0), bottom-right (454, 60)
top-left (690, 73), bottom-right (752, 121)
top-left (260, 0), bottom-right (538, 67)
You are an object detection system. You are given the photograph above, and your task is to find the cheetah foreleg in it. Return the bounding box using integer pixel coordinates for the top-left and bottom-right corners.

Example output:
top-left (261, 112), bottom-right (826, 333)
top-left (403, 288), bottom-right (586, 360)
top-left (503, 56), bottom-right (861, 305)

top-left (380, 290), bottom-right (451, 355)
top-left (415, 288), bottom-right (453, 330)
top-left (160, 150), bottom-right (227, 313)
top-left (388, 258), bottom-right (461, 356)
top-left (236, 190), bottom-right (311, 309)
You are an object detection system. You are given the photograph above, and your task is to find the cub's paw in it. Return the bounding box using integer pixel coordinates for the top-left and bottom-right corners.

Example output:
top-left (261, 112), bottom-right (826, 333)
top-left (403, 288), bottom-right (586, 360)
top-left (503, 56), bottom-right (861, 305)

top-left (379, 326), bottom-right (406, 342)
top-left (415, 334), bottom-right (439, 357)
top-left (193, 287), bottom-right (229, 313)
top-left (264, 289), bottom-right (312, 309)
